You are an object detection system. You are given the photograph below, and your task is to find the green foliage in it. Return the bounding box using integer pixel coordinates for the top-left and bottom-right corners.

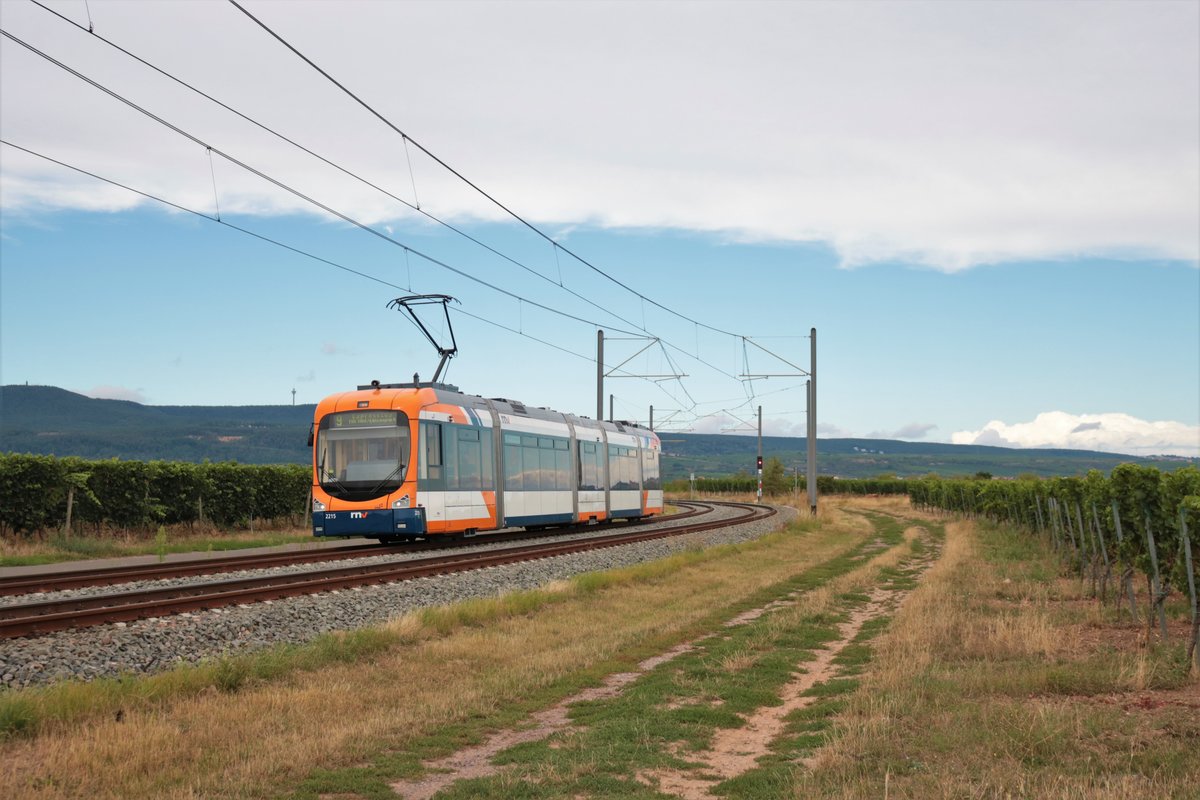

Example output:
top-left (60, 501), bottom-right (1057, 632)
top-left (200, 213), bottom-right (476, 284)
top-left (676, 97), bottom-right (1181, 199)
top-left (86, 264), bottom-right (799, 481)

top-left (908, 465), bottom-right (1200, 600)
top-left (0, 453), bottom-right (69, 535)
top-left (663, 473), bottom-right (910, 497)
top-left (0, 454), bottom-right (310, 536)
top-left (762, 456), bottom-right (787, 494)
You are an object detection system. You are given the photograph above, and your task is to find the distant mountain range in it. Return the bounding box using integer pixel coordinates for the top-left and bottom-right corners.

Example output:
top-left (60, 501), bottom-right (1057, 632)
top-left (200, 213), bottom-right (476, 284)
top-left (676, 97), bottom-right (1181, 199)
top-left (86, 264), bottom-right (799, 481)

top-left (1, 385), bottom-right (1193, 479)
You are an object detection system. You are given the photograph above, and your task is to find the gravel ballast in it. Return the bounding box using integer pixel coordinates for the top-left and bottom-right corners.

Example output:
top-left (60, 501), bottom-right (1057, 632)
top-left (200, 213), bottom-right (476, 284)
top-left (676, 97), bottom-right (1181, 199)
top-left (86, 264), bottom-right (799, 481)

top-left (0, 504), bottom-right (796, 688)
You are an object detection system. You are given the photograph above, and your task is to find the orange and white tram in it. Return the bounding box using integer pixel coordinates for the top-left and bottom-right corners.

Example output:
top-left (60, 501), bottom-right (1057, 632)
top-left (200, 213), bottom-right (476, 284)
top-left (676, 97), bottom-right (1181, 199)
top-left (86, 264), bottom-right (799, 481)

top-left (311, 381), bottom-right (663, 540)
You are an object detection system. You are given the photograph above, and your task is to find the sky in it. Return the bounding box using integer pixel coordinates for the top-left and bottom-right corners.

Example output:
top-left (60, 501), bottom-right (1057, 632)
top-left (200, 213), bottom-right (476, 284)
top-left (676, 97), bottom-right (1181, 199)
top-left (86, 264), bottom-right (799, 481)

top-left (1, 0), bottom-right (1197, 458)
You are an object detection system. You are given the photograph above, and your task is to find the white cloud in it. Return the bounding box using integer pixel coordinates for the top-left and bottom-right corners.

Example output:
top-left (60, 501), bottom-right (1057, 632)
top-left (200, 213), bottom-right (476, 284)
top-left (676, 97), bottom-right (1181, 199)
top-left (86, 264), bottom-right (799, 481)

top-left (85, 385), bottom-right (147, 404)
top-left (951, 411), bottom-right (1200, 458)
top-left (321, 342), bottom-right (355, 357)
top-left (868, 423), bottom-right (938, 440)
top-left (0, 1), bottom-right (1195, 270)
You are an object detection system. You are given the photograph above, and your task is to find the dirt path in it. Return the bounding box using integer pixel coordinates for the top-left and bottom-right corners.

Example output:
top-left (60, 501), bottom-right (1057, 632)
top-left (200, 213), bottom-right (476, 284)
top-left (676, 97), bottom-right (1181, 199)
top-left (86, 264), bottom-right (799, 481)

top-left (388, 590), bottom-right (818, 799)
top-left (389, 643), bottom-right (698, 799)
top-left (640, 587), bottom-right (899, 799)
top-left (392, 526), bottom-right (933, 799)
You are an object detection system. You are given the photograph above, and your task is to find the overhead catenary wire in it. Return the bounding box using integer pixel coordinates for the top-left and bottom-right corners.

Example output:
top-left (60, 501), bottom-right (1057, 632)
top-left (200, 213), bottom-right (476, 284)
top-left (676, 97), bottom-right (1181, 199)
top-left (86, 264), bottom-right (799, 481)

top-left (225, 0), bottom-right (746, 340)
top-left (0, 27), bottom-right (652, 341)
top-left (0, 139), bottom-right (697, 410)
top-left (23, 0), bottom-right (652, 340)
top-left (4, 7), bottom-right (814, 419)
top-left (16, 2), bottom-right (753, 392)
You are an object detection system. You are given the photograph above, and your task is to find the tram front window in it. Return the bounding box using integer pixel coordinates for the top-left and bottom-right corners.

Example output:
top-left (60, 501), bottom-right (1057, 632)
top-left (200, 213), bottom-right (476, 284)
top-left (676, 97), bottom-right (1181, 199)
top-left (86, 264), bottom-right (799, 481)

top-left (316, 410), bottom-right (410, 501)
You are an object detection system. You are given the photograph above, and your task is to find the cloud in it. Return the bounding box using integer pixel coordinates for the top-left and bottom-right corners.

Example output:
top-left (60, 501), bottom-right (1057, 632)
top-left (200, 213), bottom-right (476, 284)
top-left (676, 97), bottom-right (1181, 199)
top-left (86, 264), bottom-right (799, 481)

top-left (868, 423), bottom-right (938, 440)
top-left (321, 342), bottom-right (356, 357)
top-left (295, 370), bottom-right (316, 383)
top-left (85, 385), bottom-right (147, 404)
top-left (0, 2), bottom-right (1195, 270)
top-left (951, 412), bottom-right (1200, 458)
top-left (817, 422), bottom-right (853, 438)
top-left (685, 412), bottom-right (810, 438)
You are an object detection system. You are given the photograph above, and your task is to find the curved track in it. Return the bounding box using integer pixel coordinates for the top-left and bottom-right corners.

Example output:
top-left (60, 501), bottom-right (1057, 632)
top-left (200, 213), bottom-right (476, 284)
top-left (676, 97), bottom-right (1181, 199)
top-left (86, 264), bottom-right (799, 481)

top-left (0, 504), bottom-right (712, 597)
top-left (0, 501), bottom-right (773, 639)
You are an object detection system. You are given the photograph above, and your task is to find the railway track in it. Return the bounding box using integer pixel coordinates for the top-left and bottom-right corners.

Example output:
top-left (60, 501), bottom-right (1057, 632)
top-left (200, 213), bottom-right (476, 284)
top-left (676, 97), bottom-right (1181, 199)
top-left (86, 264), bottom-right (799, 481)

top-left (0, 501), bottom-right (771, 639)
top-left (0, 503), bottom-right (710, 597)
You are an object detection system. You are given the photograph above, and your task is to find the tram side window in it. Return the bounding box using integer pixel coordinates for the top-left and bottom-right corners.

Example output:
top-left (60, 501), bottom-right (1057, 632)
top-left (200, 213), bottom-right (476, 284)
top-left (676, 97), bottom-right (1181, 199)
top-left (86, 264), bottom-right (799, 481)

top-left (503, 432), bottom-right (571, 491)
top-left (420, 422), bottom-right (444, 489)
top-left (553, 439), bottom-right (570, 491)
top-left (538, 438), bottom-right (556, 491)
top-left (503, 433), bottom-right (524, 490)
top-left (578, 441), bottom-right (603, 491)
top-left (608, 445), bottom-right (639, 490)
top-left (450, 426), bottom-right (493, 491)
top-left (643, 448), bottom-right (661, 490)
top-left (523, 435), bottom-right (541, 490)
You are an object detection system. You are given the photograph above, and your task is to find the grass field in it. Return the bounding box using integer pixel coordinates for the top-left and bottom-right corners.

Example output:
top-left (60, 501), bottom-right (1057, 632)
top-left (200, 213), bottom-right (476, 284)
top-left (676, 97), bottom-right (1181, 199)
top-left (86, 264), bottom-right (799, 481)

top-left (0, 497), bottom-right (1195, 799)
top-left (0, 526), bottom-right (316, 567)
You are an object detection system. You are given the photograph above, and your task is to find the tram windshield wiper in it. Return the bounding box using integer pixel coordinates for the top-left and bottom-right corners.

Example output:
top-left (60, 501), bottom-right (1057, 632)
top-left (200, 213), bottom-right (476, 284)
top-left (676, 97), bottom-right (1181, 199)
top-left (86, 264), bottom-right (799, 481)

top-left (318, 456), bottom-right (351, 495)
top-left (367, 462), bottom-right (406, 497)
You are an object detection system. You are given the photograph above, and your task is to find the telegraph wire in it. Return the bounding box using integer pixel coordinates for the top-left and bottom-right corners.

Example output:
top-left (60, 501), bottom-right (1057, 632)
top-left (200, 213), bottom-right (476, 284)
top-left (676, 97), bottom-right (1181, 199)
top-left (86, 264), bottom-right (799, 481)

top-left (0, 139), bottom-right (695, 408)
top-left (226, 0), bottom-right (746, 340)
top-left (0, 27), bottom-right (654, 341)
top-left (6, 15), bottom-right (783, 422)
top-left (21, 0), bottom-right (746, 392)
top-left (23, 0), bottom-right (651, 339)
top-left (4, 17), bottom-right (749, 393)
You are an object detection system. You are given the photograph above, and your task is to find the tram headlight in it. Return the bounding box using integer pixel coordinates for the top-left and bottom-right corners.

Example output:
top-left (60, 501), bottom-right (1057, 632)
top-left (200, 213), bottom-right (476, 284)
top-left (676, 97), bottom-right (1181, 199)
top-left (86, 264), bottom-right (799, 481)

top-left (313, 499), bottom-right (326, 512)
top-left (393, 495), bottom-right (410, 509)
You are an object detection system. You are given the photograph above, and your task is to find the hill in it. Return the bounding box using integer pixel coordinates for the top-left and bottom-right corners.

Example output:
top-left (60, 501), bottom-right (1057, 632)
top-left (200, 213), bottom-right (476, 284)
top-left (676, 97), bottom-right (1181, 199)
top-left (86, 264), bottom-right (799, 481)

top-left (654, 433), bottom-right (1194, 480)
top-left (1, 385), bottom-right (1193, 477)
top-left (1, 385), bottom-right (313, 464)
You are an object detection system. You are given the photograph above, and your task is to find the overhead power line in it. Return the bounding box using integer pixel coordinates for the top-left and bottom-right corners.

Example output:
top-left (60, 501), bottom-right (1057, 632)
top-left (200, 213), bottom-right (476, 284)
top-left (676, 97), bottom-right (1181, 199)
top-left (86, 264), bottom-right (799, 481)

top-left (25, 0), bottom-right (652, 341)
top-left (225, 0), bottom-right (745, 340)
top-left (0, 138), bottom-right (703, 412)
top-left (4, 6), bottom-right (815, 418)
top-left (6, 12), bottom-right (750, 390)
top-left (0, 27), bottom-right (650, 341)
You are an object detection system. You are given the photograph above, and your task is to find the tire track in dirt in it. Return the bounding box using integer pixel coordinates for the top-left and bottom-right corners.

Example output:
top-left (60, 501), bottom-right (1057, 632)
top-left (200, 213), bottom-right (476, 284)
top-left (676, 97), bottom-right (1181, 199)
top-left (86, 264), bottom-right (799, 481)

top-left (389, 644), bottom-right (695, 799)
top-left (391, 523), bottom-right (934, 799)
top-left (639, 587), bottom-right (897, 799)
top-left (640, 536), bottom-right (937, 799)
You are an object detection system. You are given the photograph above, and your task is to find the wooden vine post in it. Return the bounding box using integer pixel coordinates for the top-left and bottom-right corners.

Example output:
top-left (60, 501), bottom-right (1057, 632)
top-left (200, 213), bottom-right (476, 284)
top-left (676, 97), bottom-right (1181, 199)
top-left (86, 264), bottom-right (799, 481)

top-left (1075, 502), bottom-right (1095, 595)
top-left (1180, 507), bottom-right (1198, 674)
top-left (1091, 501), bottom-right (1111, 602)
top-left (1111, 500), bottom-right (1138, 622)
top-left (1143, 510), bottom-right (1169, 641)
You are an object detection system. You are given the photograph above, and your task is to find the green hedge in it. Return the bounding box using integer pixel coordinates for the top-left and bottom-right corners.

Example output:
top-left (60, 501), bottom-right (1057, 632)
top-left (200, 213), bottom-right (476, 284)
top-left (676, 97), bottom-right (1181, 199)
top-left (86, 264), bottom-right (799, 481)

top-left (0, 454), bottom-right (311, 536)
top-left (907, 466), bottom-right (1200, 598)
top-left (664, 475), bottom-right (910, 496)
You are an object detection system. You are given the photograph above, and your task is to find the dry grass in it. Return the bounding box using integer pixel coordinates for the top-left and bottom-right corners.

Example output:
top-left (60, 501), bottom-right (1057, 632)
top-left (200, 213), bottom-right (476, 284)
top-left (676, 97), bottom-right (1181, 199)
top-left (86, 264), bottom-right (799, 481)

top-left (0, 501), bottom-right (882, 799)
top-left (0, 524), bottom-right (315, 566)
top-left (794, 518), bottom-right (1200, 800)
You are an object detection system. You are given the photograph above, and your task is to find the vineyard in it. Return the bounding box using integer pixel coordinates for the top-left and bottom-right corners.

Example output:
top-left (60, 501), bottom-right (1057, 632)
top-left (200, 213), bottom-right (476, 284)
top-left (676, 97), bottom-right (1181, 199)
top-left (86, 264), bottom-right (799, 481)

top-left (908, 464), bottom-right (1200, 668)
top-left (0, 454), bottom-right (311, 536)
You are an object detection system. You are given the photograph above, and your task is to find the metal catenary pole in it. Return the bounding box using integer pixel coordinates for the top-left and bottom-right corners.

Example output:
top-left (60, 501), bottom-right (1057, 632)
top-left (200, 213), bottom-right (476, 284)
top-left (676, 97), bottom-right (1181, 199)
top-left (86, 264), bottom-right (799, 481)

top-left (756, 405), bottom-right (763, 502)
top-left (596, 330), bottom-right (604, 422)
top-left (806, 328), bottom-right (817, 514)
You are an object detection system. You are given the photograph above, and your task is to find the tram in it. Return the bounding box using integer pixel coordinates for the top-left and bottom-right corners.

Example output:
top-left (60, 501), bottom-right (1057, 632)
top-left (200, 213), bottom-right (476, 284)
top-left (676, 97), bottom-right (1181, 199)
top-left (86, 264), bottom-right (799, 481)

top-left (311, 381), bottom-right (663, 540)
